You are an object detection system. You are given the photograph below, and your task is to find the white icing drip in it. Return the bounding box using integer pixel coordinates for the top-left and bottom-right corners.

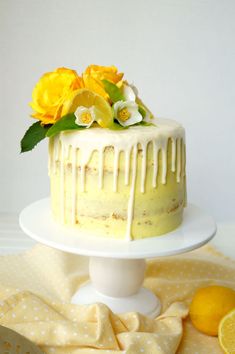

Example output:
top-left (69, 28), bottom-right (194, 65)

top-left (171, 137), bottom-right (176, 172)
top-left (64, 144), bottom-right (69, 161)
top-left (55, 140), bottom-right (59, 159)
top-left (48, 138), bottom-right (53, 176)
top-left (140, 142), bottom-right (147, 193)
top-left (181, 142), bottom-right (184, 178)
top-left (98, 148), bottom-right (104, 189)
top-left (71, 147), bottom-right (77, 224)
top-left (177, 138), bottom-right (181, 183)
top-left (60, 142), bottom-right (65, 222)
top-left (53, 135), bottom-right (59, 174)
top-left (50, 118), bottom-right (185, 241)
top-left (113, 148), bottom-right (120, 192)
top-left (126, 144), bottom-right (137, 241)
top-left (152, 141), bottom-right (159, 188)
top-left (161, 139), bottom-right (168, 184)
top-left (183, 143), bottom-right (186, 177)
top-left (125, 149), bottom-right (131, 185)
top-left (80, 165), bottom-right (85, 192)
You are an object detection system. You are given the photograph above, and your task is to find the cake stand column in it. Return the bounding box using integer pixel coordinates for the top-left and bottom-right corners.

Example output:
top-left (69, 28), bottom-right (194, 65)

top-left (90, 257), bottom-right (146, 296)
top-left (71, 256), bottom-right (162, 318)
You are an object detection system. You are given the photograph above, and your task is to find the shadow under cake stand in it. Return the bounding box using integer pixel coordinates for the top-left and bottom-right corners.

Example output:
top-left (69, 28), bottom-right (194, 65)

top-left (19, 199), bottom-right (216, 318)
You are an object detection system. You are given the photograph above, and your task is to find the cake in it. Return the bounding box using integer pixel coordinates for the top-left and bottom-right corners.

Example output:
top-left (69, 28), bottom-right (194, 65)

top-left (21, 65), bottom-right (186, 241)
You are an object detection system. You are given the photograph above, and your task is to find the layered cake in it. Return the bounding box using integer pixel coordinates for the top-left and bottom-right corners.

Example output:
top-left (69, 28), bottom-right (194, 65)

top-left (21, 65), bottom-right (186, 241)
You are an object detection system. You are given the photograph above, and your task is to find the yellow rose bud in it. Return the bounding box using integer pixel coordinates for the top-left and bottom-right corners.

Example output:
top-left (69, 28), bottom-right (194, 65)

top-left (83, 65), bottom-right (123, 101)
top-left (30, 67), bottom-right (84, 124)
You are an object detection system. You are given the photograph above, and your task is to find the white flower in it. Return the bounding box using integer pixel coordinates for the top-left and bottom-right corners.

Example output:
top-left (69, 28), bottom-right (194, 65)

top-left (74, 106), bottom-right (96, 128)
top-left (113, 100), bottom-right (143, 127)
top-left (122, 83), bottom-right (136, 101)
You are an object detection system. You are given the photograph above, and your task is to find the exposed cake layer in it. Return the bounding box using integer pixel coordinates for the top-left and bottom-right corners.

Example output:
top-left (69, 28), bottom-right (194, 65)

top-left (49, 118), bottom-right (186, 240)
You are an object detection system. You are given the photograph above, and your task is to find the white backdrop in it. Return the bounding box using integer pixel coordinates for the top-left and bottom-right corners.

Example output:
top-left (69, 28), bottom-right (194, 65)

top-left (0, 0), bottom-right (234, 222)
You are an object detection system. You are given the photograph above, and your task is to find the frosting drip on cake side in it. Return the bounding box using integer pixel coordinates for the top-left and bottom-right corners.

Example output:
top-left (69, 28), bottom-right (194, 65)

top-left (48, 118), bottom-right (186, 241)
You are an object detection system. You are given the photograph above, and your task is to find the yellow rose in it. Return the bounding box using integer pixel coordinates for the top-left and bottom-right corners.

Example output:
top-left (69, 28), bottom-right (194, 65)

top-left (83, 65), bottom-right (123, 101)
top-left (30, 67), bottom-right (84, 124)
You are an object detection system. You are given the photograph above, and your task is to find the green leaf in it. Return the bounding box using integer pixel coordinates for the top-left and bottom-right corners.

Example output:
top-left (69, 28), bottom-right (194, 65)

top-left (138, 105), bottom-right (146, 118)
top-left (102, 80), bottom-right (125, 103)
top-left (136, 97), bottom-right (154, 119)
top-left (139, 120), bottom-right (155, 127)
top-left (46, 113), bottom-right (85, 138)
top-left (21, 121), bottom-right (51, 153)
top-left (109, 121), bottom-right (128, 130)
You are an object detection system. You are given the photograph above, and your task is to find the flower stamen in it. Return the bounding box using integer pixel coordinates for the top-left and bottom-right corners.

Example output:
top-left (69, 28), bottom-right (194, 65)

top-left (118, 108), bottom-right (131, 121)
top-left (80, 111), bottom-right (93, 124)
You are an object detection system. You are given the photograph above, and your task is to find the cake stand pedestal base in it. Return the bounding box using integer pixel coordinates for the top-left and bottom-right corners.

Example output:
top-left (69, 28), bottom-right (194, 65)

top-left (72, 282), bottom-right (161, 318)
top-left (72, 283), bottom-right (161, 318)
top-left (71, 257), bottom-right (161, 317)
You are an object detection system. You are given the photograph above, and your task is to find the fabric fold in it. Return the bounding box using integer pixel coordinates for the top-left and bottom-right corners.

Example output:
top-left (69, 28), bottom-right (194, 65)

top-left (0, 290), bottom-right (187, 353)
top-left (0, 244), bottom-right (234, 353)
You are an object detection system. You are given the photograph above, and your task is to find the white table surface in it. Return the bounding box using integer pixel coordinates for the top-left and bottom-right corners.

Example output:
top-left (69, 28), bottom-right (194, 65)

top-left (0, 213), bottom-right (234, 259)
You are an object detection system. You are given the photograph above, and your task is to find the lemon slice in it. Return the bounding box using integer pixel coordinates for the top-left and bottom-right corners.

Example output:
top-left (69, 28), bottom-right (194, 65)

top-left (219, 308), bottom-right (235, 354)
top-left (62, 89), bottom-right (113, 128)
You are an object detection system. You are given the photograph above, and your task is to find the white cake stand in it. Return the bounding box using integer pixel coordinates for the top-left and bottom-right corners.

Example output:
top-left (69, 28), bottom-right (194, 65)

top-left (19, 198), bottom-right (216, 318)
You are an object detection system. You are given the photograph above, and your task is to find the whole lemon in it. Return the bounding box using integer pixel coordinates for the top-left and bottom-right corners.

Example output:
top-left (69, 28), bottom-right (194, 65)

top-left (189, 285), bottom-right (235, 336)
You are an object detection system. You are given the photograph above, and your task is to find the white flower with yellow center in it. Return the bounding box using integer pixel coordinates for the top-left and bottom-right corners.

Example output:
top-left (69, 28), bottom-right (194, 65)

top-left (74, 106), bottom-right (96, 128)
top-left (113, 101), bottom-right (142, 127)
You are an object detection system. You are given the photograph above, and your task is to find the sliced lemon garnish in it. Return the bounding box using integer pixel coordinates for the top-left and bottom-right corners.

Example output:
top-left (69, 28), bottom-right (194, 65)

top-left (62, 89), bottom-right (113, 128)
top-left (219, 308), bottom-right (235, 354)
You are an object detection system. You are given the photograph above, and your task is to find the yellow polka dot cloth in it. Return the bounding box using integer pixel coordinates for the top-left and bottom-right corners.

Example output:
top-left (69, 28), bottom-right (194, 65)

top-left (0, 244), bottom-right (234, 353)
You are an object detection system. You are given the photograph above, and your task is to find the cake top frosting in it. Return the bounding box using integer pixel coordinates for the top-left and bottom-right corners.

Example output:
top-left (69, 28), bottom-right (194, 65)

top-left (58, 118), bottom-right (184, 150)
top-left (21, 65), bottom-right (155, 153)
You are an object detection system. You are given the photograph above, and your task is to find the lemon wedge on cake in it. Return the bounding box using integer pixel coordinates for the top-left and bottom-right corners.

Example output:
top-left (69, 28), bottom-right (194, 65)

top-left (62, 89), bottom-right (113, 128)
